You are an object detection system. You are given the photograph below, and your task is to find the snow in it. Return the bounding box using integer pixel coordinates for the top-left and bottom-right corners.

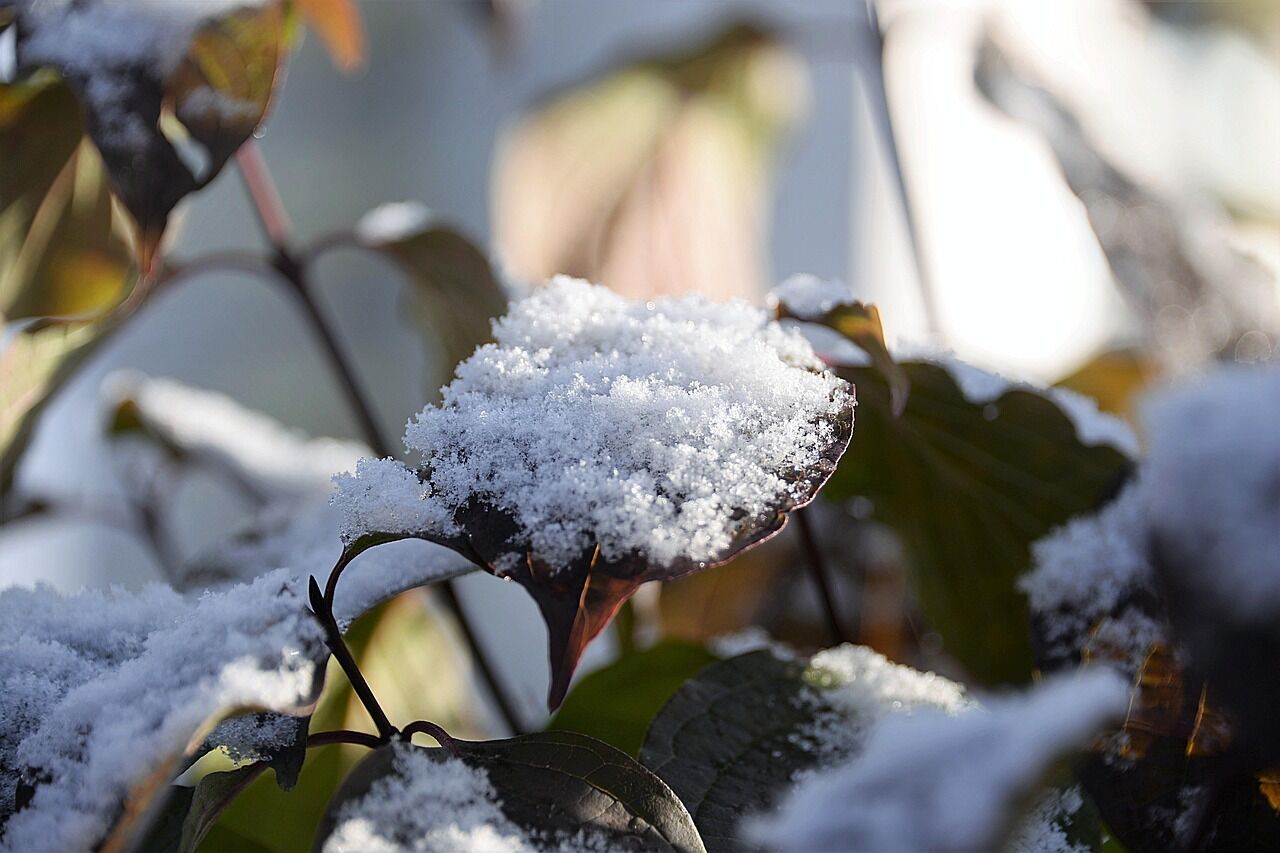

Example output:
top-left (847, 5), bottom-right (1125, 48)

top-left (0, 570), bottom-right (326, 852)
top-left (752, 669), bottom-right (1129, 853)
top-left (1143, 365), bottom-right (1280, 619)
top-left (769, 274), bottom-right (858, 319)
top-left (106, 371), bottom-right (366, 502)
top-left (322, 744), bottom-right (607, 853)
top-left (336, 277), bottom-right (852, 571)
top-left (1004, 787), bottom-right (1090, 853)
top-left (333, 458), bottom-right (459, 546)
top-left (355, 201), bottom-right (434, 246)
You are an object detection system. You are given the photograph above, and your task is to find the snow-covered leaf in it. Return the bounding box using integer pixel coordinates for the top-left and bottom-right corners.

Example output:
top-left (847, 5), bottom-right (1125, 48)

top-left (640, 646), bottom-right (970, 851)
top-left (752, 670), bottom-right (1129, 853)
top-left (10, 0), bottom-right (286, 268)
top-left (315, 735), bottom-right (705, 852)
top-left (823, 357), bottom-right (1133, 684)
top-left (493, 24), bottom-right (805, 302)
top-left (352, 213), bottom-right (507, 400)
top-left (0, 572), bottom-right (326, 851)
top-left (333, 278), bottom-right (854, 708)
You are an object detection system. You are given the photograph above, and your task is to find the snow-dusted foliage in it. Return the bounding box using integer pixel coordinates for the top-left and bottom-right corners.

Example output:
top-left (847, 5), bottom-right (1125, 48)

top-left (769, 274), bottom-right (859, 319)
top-left (107, 371), bottom-right (366, 502)
top-left (335, 276), bottom-right (852, 571)
top-left (0, 571), bottom-right (324, 852)
top-left (322, 745), bottom-right (605, 853)
top-left (753, 670), bottom-right (1129, 853)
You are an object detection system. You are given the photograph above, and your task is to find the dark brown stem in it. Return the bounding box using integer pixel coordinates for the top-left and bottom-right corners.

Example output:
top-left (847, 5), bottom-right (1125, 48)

top-left (309, 571), bottom-right (397, 741)
top-left (306, 729), bottom-right (383, 750)
top-left (400, 720), bottom-right (458, 752)
top-left (795, 507), bottom-right (851, 645)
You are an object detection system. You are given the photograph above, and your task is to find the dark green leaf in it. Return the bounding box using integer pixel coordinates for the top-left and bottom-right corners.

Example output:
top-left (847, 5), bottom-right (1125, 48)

top-left (639, 651), bottom-right (830, 852)
top-left (316, 733), bottom-right (705, 852)
top-left (549, 641), bottom-right (719, 756)
top-left (824, 361), bottom-right (1131, 684)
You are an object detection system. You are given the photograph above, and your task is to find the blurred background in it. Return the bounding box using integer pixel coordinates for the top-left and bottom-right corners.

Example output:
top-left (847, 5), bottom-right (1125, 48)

top-left (1, 0), bottom-right (1278, 845)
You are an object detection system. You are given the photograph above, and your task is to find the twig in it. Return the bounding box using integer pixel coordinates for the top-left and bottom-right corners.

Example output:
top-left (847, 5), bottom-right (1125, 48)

top-left (306, 729), bottom-right (383, 750)
top-left (400, 719), bottom-right (458, 752)
top-left (234, 142), bottom-right (525, 735)
top-left (309, 567), bottom-right (396, 741)
top-left (795, 507), bottom-right (851, 645)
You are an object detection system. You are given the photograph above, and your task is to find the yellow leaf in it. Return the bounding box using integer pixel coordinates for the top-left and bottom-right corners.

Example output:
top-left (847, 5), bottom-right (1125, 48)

top-left (296, 0), bottom-right (365, 71)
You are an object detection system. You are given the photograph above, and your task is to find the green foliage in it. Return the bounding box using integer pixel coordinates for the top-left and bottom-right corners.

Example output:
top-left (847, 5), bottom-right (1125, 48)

top-left (315, 733), bottom-right (706, 852)
top-left (640, 651), bottom-right (833, 851)
top-left (549, 640), bottom-right (719, 756)
top-left (825, 362), bottom-right (1131, 684)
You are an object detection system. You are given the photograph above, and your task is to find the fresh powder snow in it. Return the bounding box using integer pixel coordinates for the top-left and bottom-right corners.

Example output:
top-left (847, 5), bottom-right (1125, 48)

top-left (334, 276), bottom-right (852, 572)
top-left (752, 669), bottom-right (1129, 853)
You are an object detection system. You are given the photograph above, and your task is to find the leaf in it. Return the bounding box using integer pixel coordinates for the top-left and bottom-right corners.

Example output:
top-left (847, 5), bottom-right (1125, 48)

top-left (137, 764), bottom-right (268, 853)
top-left (315, 734), bottom-right (706, 852)
top-left (822, 361), bottom-right (1131, 684)
top-left (639, 651), bottom-right (832, 851)
top-left (355, 218), bottom-right (508, 397)
top-left (11, 1), bottom-right (286, 268)
top-left (775, 297), bottom-right (909, 417)
top-left (1, 74), bottom-right (133, 322)
top-left (493, 24), bottom-right (806, 302)
top-left (549, 641), bottom-right (719, 756)
top-left (295, 0), bottom-right (365, 71)
top-left (445, 387), bottom-right (853, 710)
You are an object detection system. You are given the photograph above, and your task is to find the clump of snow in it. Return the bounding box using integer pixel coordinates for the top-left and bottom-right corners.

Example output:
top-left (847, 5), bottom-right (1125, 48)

top-left (752, 669), bottom-right (1129, 853)
top-left (1143, 365), bottom-right (1280, 618)
top-left (0, 570), bottom-right (325, 852)
top-left (333, 459), bottom-right (459, 546)
top-left (799, 645), bottom-right (972, 761)
top-left (105, 372), bottom-right (366, 502)
top-left (336, 277), bottom-right (852, 571)
top-left (208, 712), bottom-right (301, 764)
top-left (769, 274), bottom-right (858, 319)
top-left (354, 201), bottom-right (434, 246)
top-left (322, 745), bottom-right (606, 853)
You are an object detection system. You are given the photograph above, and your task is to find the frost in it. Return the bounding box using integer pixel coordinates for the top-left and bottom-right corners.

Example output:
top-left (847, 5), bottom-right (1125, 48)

top-left (354, 201), bottom-right (434, 246)
top-left (322, 745), bottom-right (607, 853)
top-left (337, 277), bottom-right (852, 571)
top-left (107, 371), bottom-right (366, 502)
top-left (0, 571), bottom-right (326, 852)
top-left (752, 669), bottom-right (1129, 853)
top-left (1143, 365), bottom-right (1280, 618)
top-left (768, 274), bottom-right (858, 319)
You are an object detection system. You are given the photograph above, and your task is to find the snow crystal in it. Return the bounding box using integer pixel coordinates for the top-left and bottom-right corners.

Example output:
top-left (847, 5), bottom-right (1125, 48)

top-left (333, 458), bottom-right (459, 545)
top-left (106, 372), bottom-right (366, 502)
top-left (337, 277), bottom-right (851, 571)
top-left (354, 201), bottom-right (434, 246)
top-left (322, 745), bottom-right (606, 853)
top-left (752, 669), bottom-right (1129, 853)
top-left (769, 274), bottom-right (858, 319)
top-left (0, 570), bottom-right (325, 852)
top-left (1143, 365), bottom-right (1280, 618)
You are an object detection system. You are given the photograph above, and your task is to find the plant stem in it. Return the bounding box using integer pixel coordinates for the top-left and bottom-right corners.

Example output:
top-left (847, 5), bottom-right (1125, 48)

top-left (309, 571), bottom-right (396, 741)
top-left (234, 142), bottom-right (524, 736)
top-left (795, 507), bottom-right (851, 645)
top-left (306, 729), bottom-right (384, 750)
top-left (400, 719), bottom-right (457, 752)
